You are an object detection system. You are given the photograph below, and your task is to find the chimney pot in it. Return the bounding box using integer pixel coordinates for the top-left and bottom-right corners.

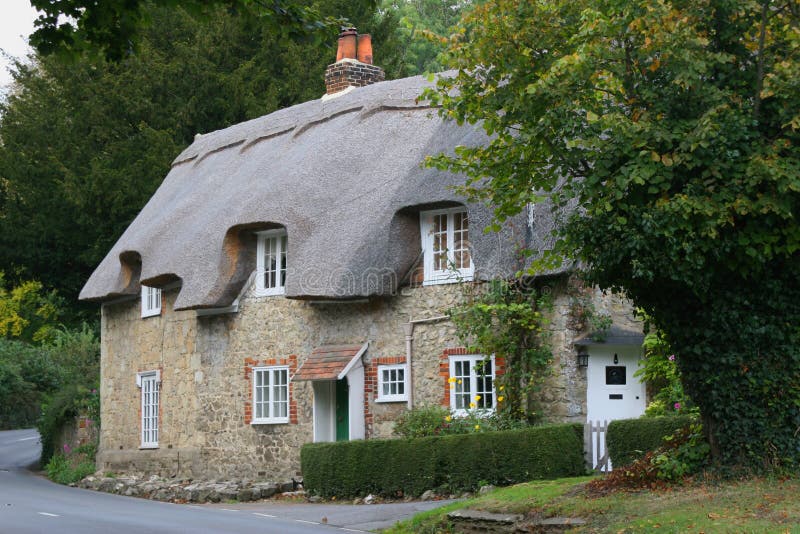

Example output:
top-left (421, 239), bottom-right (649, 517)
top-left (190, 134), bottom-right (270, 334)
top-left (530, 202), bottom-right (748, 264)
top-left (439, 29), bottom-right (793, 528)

top-left (357, 34), bottom-right (373, 64)
top-left (336, 27), bottom-right (358, 61)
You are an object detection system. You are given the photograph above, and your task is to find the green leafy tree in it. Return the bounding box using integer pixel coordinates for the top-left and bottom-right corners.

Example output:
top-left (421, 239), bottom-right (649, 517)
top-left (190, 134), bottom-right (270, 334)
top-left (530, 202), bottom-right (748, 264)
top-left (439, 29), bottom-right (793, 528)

top-left (379, 0), bottom-right (469, 76)
top-left (427, 0), bottom-right (800, 469)
top-left (28, 0), bottom-right (365, 61)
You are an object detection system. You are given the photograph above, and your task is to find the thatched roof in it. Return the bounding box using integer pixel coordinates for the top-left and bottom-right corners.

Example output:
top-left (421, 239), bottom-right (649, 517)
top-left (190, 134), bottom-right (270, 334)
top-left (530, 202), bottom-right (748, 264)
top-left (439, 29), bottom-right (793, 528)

top-left (79, 74), bottom-right (563, 310)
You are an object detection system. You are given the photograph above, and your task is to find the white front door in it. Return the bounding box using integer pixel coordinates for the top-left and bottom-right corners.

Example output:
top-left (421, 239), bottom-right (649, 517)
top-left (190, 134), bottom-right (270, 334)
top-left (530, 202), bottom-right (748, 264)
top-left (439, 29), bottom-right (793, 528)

top-left (586, 346), bottom-right (646, 423)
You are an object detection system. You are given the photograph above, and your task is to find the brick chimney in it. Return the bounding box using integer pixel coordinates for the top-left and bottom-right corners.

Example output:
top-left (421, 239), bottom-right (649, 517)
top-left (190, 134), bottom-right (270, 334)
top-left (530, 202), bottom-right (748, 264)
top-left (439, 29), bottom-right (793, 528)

top-left (324, 27), bottom-right (385, 96)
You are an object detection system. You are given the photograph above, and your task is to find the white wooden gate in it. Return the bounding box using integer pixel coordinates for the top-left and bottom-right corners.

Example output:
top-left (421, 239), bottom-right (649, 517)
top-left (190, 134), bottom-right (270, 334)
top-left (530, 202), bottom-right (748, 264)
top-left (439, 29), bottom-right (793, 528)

top-left (584, 420), bottom-right (611, 472)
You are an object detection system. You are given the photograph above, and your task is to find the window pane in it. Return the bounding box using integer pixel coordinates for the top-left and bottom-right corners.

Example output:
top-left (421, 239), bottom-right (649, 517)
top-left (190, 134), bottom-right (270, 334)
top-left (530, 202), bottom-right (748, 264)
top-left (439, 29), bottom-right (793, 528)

top-left (432, 214), bottom-right (448, 271)
top-left (453, 211), bottom-right (470, 269)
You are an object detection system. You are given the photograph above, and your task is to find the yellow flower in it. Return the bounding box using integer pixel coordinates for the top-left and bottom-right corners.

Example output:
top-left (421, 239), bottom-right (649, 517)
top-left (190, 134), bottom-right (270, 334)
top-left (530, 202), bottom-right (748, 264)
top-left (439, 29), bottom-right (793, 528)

top-left (457, 379), bottom-right (462, 384)
top-left (448, 377), bottom-right (456, 384)
top-left (474, 395), bottom-right (481, 402)
top-left (474, 424), bottom-right (480, 430)
top-left (499, 385), bottom-right (504, 391)
top-left (469, 402), bottom-right (477, 409)
top-left (445, 415), bottom-right (452, 422)
top-left (497, 396), bottom-right (504, 403)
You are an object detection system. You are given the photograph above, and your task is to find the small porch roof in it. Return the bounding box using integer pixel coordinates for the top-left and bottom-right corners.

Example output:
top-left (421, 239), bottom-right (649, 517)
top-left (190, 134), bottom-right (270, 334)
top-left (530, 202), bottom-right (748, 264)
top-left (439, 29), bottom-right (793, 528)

top-left (293, 343), bottom-right (368, 381)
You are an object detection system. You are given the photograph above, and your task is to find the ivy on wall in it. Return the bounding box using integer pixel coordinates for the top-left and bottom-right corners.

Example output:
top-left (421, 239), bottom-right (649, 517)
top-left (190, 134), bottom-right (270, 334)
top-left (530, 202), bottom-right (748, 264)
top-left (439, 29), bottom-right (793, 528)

top-left (449, 279), bottom-right (553, 422)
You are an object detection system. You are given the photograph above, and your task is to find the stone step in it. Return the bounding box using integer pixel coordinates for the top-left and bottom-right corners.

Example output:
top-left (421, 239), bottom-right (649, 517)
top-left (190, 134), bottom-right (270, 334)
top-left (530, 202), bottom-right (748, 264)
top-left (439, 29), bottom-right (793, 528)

top-left (447, 509), bottom-right (588, 533)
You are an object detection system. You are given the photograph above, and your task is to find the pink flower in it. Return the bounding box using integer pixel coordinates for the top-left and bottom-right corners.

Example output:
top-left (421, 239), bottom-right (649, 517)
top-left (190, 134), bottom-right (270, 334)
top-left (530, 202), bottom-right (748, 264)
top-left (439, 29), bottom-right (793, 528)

top-left (668, 355), bottom-right (675, 361)
top-left (674, 402), bottom-right (681, 410)
top-left (62, 443), bottom-right (71, 454)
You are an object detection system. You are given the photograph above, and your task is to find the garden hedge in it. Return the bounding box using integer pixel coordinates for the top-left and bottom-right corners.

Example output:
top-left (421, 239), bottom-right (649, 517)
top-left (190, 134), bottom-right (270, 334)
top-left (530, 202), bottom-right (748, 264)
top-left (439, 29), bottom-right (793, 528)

top-left (301, 423), bottom-right (584, 498)
top-left (607, 415), bottom-right (694, 467)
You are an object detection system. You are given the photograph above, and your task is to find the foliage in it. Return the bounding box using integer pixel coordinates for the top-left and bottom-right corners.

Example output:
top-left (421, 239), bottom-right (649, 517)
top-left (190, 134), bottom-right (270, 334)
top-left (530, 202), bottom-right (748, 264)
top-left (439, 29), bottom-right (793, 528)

top-left (379, 0), bottom-right (468, 76)
top-left (591, 422), bottom-right (709, 493)
top-left (606, 415), bottom-right (695, 468)
top-left (652, 423), bottom-right (711, 482)
top-left (38, 384), bottom-right (100, 464)
top-left (1, 2), bottom-right (400, 323)
top-left (0, 273), bottom-right (63, 344)
top-left (635, 332), bottom-right (695, 417)
top-left (45, 442), bottom-right (97, 485)
top-left (302, 423), bottom-right (584, 498)
top-left (394, 405), bottom-right (452, 437)
top-left (0, 338), bottom-right (67, 429)
top-left (450, 279), bottom-right (553, 422)
top-left (426, 0), bottom-right (800, 469)
top-left (0, 356), bottom-right (39, 429)
top-left (28, 0), bottom-right (364, 62)
top-left (393, 404), bottom-right (530, 438)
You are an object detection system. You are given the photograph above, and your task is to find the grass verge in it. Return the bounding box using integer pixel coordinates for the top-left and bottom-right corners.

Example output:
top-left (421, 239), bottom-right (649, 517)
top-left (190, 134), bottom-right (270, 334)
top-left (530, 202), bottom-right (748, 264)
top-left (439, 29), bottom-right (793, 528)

top-left (383, 475), bottom-right (800, 533)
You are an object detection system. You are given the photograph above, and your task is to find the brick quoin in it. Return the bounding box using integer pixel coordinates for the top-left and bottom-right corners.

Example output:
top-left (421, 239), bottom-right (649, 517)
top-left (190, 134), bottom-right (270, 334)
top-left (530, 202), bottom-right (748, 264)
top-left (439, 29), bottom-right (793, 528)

top-left (243, 355), bottom-right (298, 425)
top-left (440, 348), bottom-right (505, 408)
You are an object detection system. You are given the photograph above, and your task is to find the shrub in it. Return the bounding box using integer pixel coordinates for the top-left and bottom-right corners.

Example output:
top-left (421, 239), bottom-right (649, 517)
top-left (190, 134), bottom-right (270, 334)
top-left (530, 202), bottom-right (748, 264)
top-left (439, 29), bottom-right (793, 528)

top-left (652, 423), bottom-right (710, 481)
top-left (394, 405), bottom-right (451, 438)
top-left (394, 405), bottom-right (531, 438)
top-left (588, 422), bottom-right (710, 493)
top-left (38, 384), bottom-right (99, 464)
top-left (607, 415), bottom-right (694, 467)
top-left (45, 443), bottom-right (97, 485)
top-left (302, 423), bottom-right (584, 498)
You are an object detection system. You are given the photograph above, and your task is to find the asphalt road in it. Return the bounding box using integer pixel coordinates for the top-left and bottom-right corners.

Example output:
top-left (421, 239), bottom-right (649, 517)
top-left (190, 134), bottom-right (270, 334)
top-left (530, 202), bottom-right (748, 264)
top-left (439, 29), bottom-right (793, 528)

top-left (0, 429), bottom-right (451, 533)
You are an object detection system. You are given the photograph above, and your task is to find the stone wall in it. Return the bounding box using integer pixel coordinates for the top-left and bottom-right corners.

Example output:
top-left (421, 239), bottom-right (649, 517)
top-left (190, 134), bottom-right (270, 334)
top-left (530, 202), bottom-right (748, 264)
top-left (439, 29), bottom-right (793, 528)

top-left (97, 276), bottom-right (639, 481)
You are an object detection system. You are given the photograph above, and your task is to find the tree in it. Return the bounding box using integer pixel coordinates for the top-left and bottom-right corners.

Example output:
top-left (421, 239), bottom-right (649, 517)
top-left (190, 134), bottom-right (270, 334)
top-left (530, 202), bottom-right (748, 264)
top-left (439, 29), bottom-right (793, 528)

top-left (1, 2), bottom-right (399, 322)
top-left (379, 0), bottom-right (469, 76)
top-left (28, 0), bottom-right (363, 61)
top-left (427, 0), bottom-right (800, 469)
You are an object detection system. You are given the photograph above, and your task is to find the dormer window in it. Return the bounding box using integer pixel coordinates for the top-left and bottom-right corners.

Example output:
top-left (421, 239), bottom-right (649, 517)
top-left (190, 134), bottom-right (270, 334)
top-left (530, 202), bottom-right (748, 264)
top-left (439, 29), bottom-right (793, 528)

top-left (141, 286), bottom-right (162, 318)
top-left (256, 230), bottom-right (287, 296)
top-left (420, 208), bottom-right (474, 284)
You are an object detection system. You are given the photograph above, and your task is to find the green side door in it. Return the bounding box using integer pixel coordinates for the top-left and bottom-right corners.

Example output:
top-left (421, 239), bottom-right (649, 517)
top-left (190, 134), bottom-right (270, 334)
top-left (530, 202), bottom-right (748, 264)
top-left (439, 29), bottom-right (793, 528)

top-left (335, 378), bottom-right (349, 441)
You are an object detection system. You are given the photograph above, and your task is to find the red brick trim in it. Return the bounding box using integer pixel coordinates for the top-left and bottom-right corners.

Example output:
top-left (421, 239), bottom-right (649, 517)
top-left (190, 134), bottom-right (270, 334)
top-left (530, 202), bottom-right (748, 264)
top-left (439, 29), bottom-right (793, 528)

top-left (243, 355), bottom-right (299, 425)
top-left (440, 349), bottom-right (505, 408)
top-left (364, 355), bottom-right (407, 438)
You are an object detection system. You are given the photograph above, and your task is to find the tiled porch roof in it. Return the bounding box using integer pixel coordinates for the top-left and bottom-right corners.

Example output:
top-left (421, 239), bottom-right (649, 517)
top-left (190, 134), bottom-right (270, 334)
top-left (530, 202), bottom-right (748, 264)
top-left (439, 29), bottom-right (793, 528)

top-left (294, 343), bottom-right (367, 381)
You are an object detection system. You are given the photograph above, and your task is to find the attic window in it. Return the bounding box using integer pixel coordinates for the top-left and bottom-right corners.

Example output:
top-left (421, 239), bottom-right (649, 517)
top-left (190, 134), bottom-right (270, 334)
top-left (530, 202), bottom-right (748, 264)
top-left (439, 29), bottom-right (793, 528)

top-left (255, 230), bottom-right (287, 296)
top-left (420, 208), bottom-right (474, 284)
top-left (141, 286), bottom-right (162, 318)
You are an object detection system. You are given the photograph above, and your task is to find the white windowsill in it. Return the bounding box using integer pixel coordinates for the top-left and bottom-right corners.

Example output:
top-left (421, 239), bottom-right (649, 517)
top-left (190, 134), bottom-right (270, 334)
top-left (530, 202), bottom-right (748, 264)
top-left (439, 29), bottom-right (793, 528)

top-left (253, 287), bottom-right (286, 298)
top-left (376, 395), bottom-right (409, 403)
top-left (139, 444), bottom-right (159, 449)
top-left (423, 273), bottom-right (474, 286)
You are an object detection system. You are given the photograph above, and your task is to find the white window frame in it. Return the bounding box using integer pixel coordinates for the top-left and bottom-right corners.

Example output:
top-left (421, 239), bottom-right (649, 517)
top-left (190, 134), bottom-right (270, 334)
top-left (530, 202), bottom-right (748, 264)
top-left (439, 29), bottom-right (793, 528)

top-left (141, 285), bottom-right (162, 318)
top-left (137, 370), bottom-right (161, 448)
top-left (251, 366), bottom-right (290, 424)
top-left (449, 354), bottom-right (496, 415)
top-left (420, 207), bottom-right (474, 285)
top-left (255, 229), bottom-right (288, 296)
top-left (376, 364), bottom-right (408, 403)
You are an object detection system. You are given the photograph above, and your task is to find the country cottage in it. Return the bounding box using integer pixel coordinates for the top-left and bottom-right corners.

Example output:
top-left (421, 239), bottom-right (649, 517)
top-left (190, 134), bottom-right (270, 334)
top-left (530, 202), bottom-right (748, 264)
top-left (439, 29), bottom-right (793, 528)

top-left (80, 30), bottom-right (646, 481)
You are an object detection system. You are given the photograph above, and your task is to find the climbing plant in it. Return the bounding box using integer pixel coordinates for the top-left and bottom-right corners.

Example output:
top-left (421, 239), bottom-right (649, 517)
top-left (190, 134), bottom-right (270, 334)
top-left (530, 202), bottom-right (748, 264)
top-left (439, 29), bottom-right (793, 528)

top-left (449, 279), bottom-right (553, 422)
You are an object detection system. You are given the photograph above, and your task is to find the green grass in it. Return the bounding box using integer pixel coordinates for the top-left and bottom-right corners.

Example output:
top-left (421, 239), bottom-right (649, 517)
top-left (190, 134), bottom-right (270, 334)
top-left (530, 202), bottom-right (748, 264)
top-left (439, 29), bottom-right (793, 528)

top-left (383, 476), bottom-right (800, 533)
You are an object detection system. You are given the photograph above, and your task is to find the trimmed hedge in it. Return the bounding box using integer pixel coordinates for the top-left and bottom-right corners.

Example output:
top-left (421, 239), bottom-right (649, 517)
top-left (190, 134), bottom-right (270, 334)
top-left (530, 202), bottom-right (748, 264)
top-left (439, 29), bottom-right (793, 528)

top-left (607, 415), bottom-right (694, 467)
top-left (301, 423), bottom-right (584, 498)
